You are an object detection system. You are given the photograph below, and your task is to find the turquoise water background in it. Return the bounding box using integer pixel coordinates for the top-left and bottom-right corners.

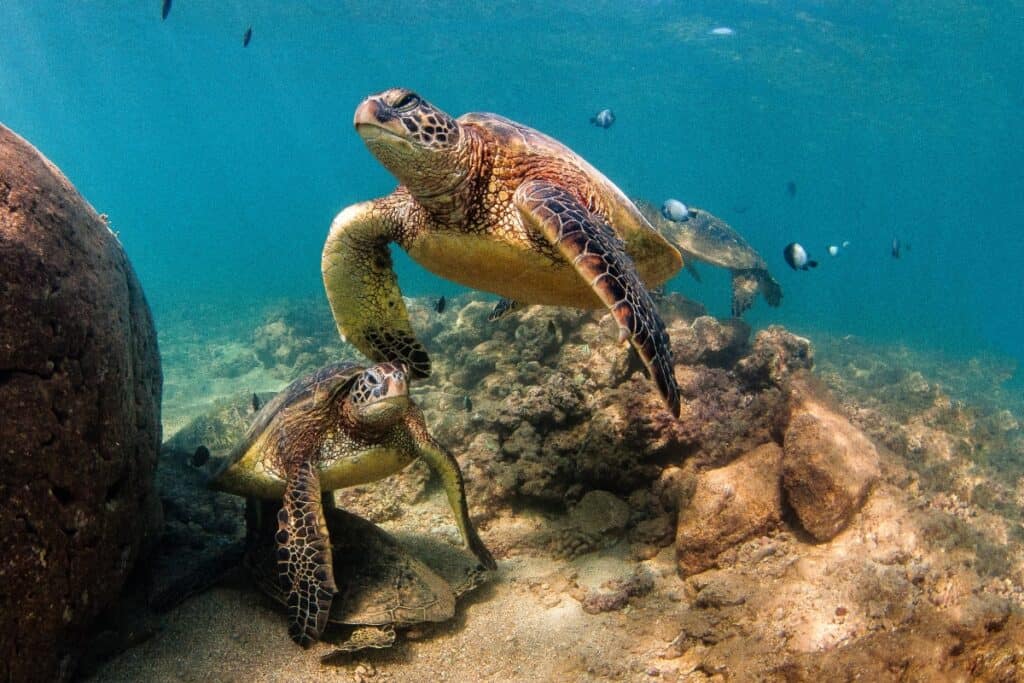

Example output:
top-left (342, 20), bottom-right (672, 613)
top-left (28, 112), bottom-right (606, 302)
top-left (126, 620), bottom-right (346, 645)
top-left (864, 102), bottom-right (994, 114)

top-left (1, 2), bottom-right (1021, 379)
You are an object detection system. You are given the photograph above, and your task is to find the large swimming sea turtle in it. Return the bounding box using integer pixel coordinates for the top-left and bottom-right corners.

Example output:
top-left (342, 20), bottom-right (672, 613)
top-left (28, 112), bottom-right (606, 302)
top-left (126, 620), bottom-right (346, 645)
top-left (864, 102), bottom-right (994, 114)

top-left (322, 88), bottom-right (684, 417)
top-left (210, 360), bottom-right (495, 646)
top-left (637, 201), bottom-right (783, 317)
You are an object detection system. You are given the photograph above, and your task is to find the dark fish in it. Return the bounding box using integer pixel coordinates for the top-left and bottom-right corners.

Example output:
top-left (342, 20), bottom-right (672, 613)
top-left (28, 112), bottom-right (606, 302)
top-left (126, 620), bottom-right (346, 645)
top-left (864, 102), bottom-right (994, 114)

top-left (891, 239), bottom-right (901, 259)
top-left (191, 445), bottom-right (210, 467)
top-left (434, 296), bottom-right (446, 314)
top-left (243, 26), bottom-right (252, 47)
top-left (161, 0), bottom-right (171, 20)
top-left (590, 108), bottom-right (615, 129)
top-left (783, 242), bottom-right (818, 271)
top-left (463, 395), bottom-right (472, 412)
top-left (251, 392), bottom-right (262, 412)
top-left (488, 298), bottom-right (519, 321)
top-left (786, 180), bottom-right (797, 198)
top-left (547, 319), bottom-right (557, 336)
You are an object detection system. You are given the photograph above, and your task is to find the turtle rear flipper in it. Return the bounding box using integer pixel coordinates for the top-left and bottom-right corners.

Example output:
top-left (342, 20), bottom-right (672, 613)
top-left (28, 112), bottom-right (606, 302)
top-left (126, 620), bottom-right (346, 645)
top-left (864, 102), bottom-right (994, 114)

top-left (759, 271), bottom-right (783, 308)
top-left (322, 200), bottom-right (431, 378)
top-left (277, 461), bottom-right (337, 646)
top-left (515, 180), bottom-right (680, 417)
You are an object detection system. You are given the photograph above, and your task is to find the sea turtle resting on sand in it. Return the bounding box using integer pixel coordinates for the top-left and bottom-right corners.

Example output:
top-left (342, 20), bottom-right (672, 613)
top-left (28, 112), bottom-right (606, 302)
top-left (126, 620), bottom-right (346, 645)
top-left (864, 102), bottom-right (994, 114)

top-left (322, 88), bottom-right (685, 417)
top-left (637, 201), bottom-right (783, 317)
top-left (210, 360), bottom-right (495, 647)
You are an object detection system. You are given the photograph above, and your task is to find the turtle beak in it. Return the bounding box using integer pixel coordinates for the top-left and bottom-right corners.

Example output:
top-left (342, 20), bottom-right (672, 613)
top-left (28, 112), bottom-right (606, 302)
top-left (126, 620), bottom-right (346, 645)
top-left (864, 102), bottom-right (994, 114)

top-left (354, 97), bottom-right (404, 143)
top-left (354, 98), bottom-right (383, 127)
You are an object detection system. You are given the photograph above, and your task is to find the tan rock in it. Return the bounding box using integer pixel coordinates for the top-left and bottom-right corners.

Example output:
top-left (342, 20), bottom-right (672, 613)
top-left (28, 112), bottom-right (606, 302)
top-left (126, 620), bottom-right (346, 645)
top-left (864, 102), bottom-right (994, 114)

top-left (783, 397), bottom-right (880, 541)
top-left (675, 443), bottom-right (783, 576)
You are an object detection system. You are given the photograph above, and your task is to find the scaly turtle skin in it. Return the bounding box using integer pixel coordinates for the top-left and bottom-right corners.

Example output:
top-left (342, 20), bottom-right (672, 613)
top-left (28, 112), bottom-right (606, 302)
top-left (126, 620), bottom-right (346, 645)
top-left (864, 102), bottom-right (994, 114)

top-left (322, 89), bottom-right (684, 417)
top-left (637, 201), bottom-right (783, 317)
top-left (210, 361), bottom-right (495, 647)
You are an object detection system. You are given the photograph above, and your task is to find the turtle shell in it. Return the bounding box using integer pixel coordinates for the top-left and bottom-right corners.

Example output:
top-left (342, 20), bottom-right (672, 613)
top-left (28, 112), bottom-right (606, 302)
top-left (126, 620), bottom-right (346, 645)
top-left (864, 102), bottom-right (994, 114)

top-left (247, 504), bottom-right (486, 653)
top-left (214, 361), bottom-right (364, 476)
top-left (460, 112), bottom-right (681, 283)
top-left (638, 201), bottom-right (768, 272)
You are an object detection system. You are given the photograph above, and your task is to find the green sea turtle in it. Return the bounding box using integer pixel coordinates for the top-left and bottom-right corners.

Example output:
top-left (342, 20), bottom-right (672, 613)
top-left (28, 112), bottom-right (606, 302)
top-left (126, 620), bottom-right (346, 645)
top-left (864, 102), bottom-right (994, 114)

top-left (322, 88), bottom-right (684, 417)
top-left (210, 360), bottom-right (495, 647)
top-left (637, 201), bottom-right (783, 317)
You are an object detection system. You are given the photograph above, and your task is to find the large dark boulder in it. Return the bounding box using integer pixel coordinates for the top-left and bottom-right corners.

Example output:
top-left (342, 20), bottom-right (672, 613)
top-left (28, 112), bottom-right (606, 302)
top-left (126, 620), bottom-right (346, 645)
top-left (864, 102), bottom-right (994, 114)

top-left (0, 125), bottom-right (162, 681)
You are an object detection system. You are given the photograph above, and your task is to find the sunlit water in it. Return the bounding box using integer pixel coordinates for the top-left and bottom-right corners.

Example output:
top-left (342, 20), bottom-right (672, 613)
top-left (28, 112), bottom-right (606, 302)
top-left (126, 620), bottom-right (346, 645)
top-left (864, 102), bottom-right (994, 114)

top-left (2, 1), bottom-right (1021, 382)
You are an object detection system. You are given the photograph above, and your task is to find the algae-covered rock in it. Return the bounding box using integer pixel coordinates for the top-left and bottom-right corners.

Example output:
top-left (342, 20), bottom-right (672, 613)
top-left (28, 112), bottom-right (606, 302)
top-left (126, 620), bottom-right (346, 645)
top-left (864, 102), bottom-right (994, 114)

top-left (0, 125), bottom-right (162, 682)
top-left (570, 490), bottom-right (631, 537)
top-left (783, 396), bottom-right (880, 541)
top-left (675, 443), bottom-right (783, 576)
top-left (736, 325), bottom-right (813, 387)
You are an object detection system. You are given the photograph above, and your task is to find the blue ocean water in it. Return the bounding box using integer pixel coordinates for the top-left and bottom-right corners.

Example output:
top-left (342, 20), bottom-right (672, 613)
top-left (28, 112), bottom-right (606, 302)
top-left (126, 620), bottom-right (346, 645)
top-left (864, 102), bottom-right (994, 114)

top-left (1, 2), bottom-right (1021, 380)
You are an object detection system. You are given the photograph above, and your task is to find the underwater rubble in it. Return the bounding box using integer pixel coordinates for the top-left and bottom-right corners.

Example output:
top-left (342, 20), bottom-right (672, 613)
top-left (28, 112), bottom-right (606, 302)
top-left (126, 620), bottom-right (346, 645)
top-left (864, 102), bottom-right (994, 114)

top-left (92, 293), bottom-right (1024, 681)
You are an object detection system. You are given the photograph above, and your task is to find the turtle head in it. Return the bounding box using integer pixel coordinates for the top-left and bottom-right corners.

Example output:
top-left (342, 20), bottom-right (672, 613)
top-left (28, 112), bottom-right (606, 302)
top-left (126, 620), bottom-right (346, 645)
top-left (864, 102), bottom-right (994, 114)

top-left (354, 88), bottom-right (467, 197)
top-left (348, 362), bottom-right (411, 428)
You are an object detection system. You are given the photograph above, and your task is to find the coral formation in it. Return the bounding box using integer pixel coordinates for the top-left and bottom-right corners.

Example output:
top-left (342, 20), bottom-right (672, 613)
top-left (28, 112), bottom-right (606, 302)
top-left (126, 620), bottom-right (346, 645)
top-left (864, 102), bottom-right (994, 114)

top-left (0, 125), bottom-right (162, 682)
top-left (90, 293), bottom-right (1024, 681)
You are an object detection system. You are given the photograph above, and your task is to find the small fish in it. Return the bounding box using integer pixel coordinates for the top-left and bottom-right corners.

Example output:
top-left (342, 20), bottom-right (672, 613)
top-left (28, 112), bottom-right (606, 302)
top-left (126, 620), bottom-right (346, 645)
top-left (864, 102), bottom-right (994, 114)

top-left (462, 395), bottom-right (473, 412)
top-left (488, 298), bottom-right (519, 321)
top-left (661, 198), bottom-right (690, 222)
top-left (891, 239), bottom-right (901, 259)
top-left (434, 296), bottom-right (446, 314)
top-left (243, 26), bottom-right (252, 47)
top-left (709, 26), bottom-right (735, 36)
top-left (191, 445), bottom-right (210, 467)
top-left (783, 242), bottom-right (818, 271)
top-left (786, 180), bottom-right (797, 198)
top-left (161, 0), bottom-right (172, 20)
top-left (251, 392), bottom-right (262, 412)
top-left (842, 240), bottom-right (851, 248)
top-left (547, 319), bottom-right (558, 336)
top-left (828, 245), bottom-right (839, 257)
top-left (590, 109), bottom-right (615, 129)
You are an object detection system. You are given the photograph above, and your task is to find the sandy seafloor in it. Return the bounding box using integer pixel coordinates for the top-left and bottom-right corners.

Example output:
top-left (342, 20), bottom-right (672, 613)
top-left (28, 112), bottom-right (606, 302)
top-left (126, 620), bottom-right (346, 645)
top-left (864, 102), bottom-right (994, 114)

top-left (88, 294), bottom-right (1024, 682)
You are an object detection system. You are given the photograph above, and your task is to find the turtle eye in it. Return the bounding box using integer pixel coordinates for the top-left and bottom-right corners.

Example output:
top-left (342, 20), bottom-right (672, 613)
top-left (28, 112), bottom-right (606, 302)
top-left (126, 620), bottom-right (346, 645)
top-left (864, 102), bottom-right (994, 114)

top-left (393, 93), bottom-right (420, 111)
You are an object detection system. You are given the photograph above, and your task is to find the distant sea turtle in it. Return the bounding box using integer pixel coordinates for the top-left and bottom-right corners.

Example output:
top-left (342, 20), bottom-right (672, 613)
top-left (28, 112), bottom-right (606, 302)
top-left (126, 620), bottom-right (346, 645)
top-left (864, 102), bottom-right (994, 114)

top-left (210, 361), bottom-right (495, 646)
top-left (637, 201), bottom-right (782, 317)
top-left (322, 88), bottom-right (684, 417)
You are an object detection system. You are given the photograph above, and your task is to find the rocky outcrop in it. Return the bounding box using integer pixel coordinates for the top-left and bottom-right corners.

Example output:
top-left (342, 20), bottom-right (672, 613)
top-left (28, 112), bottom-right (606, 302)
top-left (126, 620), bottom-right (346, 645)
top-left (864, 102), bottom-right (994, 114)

top-left (783, 395), bottom-right (881, 541)
top-left (0, 125), bottom-right (162, 682)
top-left (674, 443), bottom-right (784, 576)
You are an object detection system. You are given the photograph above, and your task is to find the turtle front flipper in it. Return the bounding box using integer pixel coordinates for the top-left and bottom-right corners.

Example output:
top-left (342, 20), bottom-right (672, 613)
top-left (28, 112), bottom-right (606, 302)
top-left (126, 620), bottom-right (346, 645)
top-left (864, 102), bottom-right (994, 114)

top-left (277, 460), bottom-right (338, 646)
top-left (405, 407), bottom-right (497, 570)
top-left (515, 180), bottom-right (680, 417)
top-left (322, 199), bottom-right (431, 378)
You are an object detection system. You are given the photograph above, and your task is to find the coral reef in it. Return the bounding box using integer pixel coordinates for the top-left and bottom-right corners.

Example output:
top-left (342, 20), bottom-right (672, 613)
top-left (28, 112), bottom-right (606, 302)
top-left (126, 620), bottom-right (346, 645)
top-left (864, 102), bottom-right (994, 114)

top-left (0, 125), bottom-right (162, 682)
top-left (90, 293), bottom-right (1024, 681)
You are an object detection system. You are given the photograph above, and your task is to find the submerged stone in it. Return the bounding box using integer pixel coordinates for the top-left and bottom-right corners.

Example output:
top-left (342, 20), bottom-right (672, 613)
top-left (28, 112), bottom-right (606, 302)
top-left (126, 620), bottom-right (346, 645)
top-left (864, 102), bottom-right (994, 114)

top-left (783, 396), bottom-right (880, 541)
top-left (675, 443), bottom-right (783, 576)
